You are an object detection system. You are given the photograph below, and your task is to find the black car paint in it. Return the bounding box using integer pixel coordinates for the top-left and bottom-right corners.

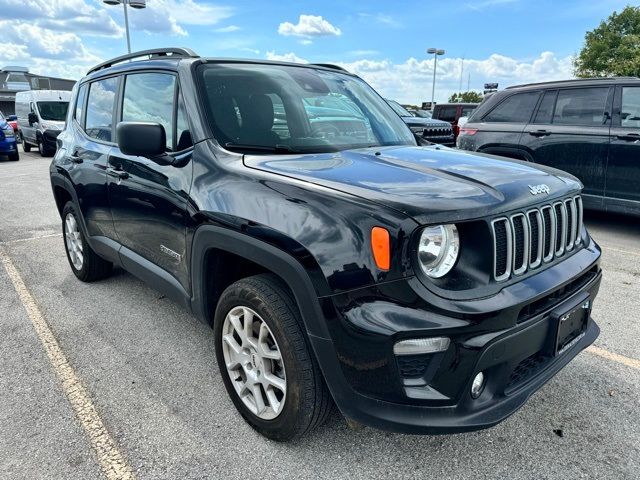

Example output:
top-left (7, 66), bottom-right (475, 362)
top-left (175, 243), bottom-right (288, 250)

top-left (459, 78), bottom-right (640, 216)
top-left (50, 56), bottom-right (601, 434)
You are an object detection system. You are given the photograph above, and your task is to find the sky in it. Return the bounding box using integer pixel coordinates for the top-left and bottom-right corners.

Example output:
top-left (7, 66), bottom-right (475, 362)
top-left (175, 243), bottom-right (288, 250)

top-left (0, 0), bottom-right (635, 103)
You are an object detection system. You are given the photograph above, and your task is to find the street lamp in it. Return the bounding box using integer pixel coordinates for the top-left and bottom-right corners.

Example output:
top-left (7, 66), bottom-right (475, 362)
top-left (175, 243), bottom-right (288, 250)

top-left (427, 48), bottom-right (445, 110)
top-left (103, 0), bottom-right (147, 54)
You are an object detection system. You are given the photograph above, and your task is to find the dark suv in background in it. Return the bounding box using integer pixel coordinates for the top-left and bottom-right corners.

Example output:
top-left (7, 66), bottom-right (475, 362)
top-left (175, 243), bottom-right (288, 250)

top-left (50, 48), bottom-right (602, 441)
top-left (458, 78), bottom-right (640, 215)
top-left (386, 99), bottom-right (455, 146)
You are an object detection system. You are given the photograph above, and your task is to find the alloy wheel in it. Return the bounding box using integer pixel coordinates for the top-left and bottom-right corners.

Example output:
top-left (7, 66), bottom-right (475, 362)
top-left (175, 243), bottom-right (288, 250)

top-left (221, 306), bottom-right (287, 420)
top-left (64, 213), bottom-right (84, 270)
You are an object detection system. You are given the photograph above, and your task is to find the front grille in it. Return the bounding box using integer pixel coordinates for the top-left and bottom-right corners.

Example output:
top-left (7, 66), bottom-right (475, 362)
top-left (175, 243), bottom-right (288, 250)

top-left (491, 196), bottom-right (583, 281)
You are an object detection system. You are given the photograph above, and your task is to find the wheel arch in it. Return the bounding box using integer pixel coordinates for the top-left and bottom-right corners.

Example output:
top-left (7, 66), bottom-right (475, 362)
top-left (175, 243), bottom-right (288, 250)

top-left (190, 225), bottom-right (332, 341)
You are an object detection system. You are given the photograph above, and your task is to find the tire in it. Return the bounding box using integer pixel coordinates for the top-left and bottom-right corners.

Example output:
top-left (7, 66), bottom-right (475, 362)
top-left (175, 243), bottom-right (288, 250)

top-left (214, 274), bottom-right (333, 441)
top-left (9, 152), bottom-right (19, 161)
top-left (37, 136), bottom-right (47, 157)
top-left (23, 139), bottom-right (31, 152)
top-left (61, 201), bottom-right (112, 282)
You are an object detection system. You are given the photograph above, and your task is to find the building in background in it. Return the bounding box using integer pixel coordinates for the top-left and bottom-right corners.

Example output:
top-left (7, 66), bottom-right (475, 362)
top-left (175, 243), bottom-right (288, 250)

top-left (0, 66), bottom-right (76, 116)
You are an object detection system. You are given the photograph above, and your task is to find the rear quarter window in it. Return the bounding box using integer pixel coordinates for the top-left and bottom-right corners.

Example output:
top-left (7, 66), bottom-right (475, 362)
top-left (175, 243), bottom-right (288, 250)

top-left (552, 87), bottom-right (609, 126)
top-left (482, 91), bottom-right (540, 123)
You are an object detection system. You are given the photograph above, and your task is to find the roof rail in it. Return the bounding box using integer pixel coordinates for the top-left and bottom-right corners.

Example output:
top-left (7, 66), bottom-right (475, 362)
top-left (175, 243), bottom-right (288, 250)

top-left (87, 48), bottom-right (199, 75)
top-left (506, 76), bottom-right (640, 89)
top-left (311, 63), bottom-right (347, 72)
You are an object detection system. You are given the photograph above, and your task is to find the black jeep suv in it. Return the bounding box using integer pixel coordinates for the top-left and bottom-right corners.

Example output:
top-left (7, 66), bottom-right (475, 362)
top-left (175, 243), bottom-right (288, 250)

top-left (50, 48), bottom-right (602, 441)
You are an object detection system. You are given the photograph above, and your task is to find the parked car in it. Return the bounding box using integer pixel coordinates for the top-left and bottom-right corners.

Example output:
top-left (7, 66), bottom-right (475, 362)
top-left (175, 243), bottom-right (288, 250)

top-left (386, 99), bottom-right (455, 146)
top-left (15, 90), bottom-right (71, 156)
top-left (412, 109), bottom-right (433, 119)
top-left (432, 102), bottom-right (478, 139)
top-left (6, 114), bottom-right (19, 141)
top-left (0, 112), bottom-right (19, 161)
top-left (458, 77), bottom-right (640, 216)
top-left (51, 48), bottom-right (602, 441)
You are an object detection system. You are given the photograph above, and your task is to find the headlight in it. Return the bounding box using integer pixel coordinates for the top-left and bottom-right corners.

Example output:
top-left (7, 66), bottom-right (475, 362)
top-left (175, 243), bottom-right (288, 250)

top-left (417, 224), bottom-right (459, 278)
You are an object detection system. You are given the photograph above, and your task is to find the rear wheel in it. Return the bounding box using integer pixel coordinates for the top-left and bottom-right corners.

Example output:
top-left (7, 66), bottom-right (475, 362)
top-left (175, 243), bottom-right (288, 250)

top-left (214, 274), bottom-right (332, 441)
top-left (62, 202), bottom-right (112, 282)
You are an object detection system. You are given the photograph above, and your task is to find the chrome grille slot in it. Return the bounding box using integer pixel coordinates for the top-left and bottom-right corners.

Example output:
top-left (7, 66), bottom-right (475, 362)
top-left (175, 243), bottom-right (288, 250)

top-left (511, 214), bottom-right (529, 275)
top-left (492, 196), bottom-right (582, 282)
top-left (527, 209), bottom-right (543, 268)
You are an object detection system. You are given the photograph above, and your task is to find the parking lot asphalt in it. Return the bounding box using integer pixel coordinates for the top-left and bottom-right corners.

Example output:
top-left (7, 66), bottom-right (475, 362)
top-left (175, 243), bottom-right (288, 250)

top-left (1, 148), bottom-right (639, 480)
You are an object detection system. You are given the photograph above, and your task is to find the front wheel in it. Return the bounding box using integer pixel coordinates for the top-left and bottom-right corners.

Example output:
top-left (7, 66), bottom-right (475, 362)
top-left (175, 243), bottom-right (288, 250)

top-left (8, 152), bottom-right (19, 161)
top-left (62, 202), bottom-right (112, 282)
top-left (214, 274), bottom-right (333, 441)
top-left (22, 139), bottom-right (31, 152)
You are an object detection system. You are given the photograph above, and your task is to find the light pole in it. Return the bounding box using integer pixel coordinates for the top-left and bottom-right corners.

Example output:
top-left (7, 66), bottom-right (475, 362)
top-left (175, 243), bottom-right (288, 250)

top-left (103, 0), bottom-right (147, 54)
top-left (427, 48), bottom-right (445, 109)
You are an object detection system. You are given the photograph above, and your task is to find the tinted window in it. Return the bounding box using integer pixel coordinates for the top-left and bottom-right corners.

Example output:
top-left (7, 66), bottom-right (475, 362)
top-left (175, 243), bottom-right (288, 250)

top-left (621, 87), bottom-right (640, 128)
top-left (553, 87), bottom-right (609, 126)
top-left (85, 77), bottom-right (118, 142)
top-left (483, 92), bottom-right (540, 123)
top-left (122, 73), bottom-right (175, 151)
top-left (533, 90), bottom-right (557, 124)
top-left (437, 106), bottom-right (457, 122)
top-left (75, 84), bottom-right (87, 125)
top-left (176, 91), bottom-right (193, 151)
top-left (460, 106), bottom-right (476, 117)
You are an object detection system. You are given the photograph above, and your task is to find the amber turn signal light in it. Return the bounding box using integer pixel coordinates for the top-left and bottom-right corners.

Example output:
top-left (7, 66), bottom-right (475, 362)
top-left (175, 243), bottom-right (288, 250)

top-left (371, 227), bottom-right (391, 271)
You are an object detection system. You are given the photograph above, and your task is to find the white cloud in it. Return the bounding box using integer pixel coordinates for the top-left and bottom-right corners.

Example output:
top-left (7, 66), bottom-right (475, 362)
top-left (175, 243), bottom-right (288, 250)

top-left (0, 0), bottom-right (123, 36)
top-left (339, 51), bottom-right (573, 104)
top-left (128, 0), bottom-right (233, 36)
top-left (278, 15), bottom-right (341, 38)
top-left (215, 25), bottom-right (241, 33)
top-left (265, 51), bottom-right (309, 64)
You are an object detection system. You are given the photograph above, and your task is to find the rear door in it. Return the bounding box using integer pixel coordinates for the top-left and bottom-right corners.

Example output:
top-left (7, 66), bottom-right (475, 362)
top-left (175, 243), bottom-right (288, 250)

top-left (520, 86), bottom-right (612, 205)
top-left (606, 84), bottom-right (640, 210)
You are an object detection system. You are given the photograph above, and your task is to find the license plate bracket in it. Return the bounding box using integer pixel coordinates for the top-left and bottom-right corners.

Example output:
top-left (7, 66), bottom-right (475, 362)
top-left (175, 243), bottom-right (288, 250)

top-left (552, 293), bottom-right (590, 356)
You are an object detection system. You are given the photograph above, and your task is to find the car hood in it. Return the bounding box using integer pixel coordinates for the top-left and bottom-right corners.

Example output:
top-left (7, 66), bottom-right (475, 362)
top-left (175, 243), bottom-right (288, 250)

top-left (244, 145), bottom-right (581, 223)
top-left (401, 116), bottom-right (451, 129)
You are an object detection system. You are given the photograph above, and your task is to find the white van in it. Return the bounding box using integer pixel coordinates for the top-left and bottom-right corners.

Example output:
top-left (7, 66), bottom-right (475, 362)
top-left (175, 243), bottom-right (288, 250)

top-left (15, 90), bottom-right (71, 156)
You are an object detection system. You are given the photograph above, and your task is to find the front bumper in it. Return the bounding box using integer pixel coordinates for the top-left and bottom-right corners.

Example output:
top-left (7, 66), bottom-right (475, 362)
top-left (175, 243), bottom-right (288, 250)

top-left (311, 239), bottom-right (601, 434)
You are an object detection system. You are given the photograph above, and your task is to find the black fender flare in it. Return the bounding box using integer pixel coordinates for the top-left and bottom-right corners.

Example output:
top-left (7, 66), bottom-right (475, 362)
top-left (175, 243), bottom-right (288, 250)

top-left (478, 146), bottom-right (534, 162)
top-left (190, 225), bottom-right (332, 340)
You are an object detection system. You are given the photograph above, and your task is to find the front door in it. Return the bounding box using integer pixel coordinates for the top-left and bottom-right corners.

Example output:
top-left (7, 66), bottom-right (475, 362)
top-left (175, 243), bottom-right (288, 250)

top-left (606, 85), bottom-right (640, 209)
top-left (107, 71), bottom-right (194, 291)
top-left (520, 87), bottom-right (612, 207)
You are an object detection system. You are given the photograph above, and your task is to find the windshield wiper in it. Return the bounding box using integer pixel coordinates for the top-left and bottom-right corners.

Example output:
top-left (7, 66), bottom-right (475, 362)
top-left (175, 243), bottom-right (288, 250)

top-left (225, 143), bottom-right (296, 154)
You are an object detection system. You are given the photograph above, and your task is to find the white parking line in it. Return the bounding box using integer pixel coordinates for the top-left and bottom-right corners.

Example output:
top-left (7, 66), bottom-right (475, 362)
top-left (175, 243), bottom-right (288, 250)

top-left (0, 233), bottom-right (62, 245)
top-left (0, 247), bottom-right (136, 480)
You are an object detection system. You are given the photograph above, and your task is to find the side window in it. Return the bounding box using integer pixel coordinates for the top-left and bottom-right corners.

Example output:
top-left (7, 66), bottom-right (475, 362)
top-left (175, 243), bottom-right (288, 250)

top-left (552, 88), bottom-right (609, 126)
top-left (483, 92), bottom-right (540, 123)
top-left (176, 91), bottom-right (193, 151)
top-left (74, 84), bottom-right (88, 126)
top-left (621, 87), bottom-right (640, 128)
top-left (122, 73), bottom-right (175, 151)
top-left (533, 90), bottom-right (557, 124)
top-left (461, 106), bottom-right (476, 117)
top-left (85, 77), bottom-right (118, 142)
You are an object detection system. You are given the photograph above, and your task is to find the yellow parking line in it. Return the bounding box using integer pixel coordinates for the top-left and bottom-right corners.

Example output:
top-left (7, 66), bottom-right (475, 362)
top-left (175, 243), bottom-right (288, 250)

top-left (0, 248), bottom-right (135, 480)
top-left (587, 345), bottom-right (640, 371)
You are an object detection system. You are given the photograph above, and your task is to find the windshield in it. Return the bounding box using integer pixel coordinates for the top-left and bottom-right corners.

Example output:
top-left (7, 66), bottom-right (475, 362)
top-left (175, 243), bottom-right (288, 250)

top-left (37, 101), bottom-right (69, 121)
top-left (386, 99), bottom-right (412, 117)
top-left (199, 63), bottom-right (415, 154)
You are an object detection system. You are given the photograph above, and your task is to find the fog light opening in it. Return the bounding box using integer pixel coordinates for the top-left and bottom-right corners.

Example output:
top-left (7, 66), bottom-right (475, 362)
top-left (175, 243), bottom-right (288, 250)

top-left (471, 372), bottom-right (485, 399)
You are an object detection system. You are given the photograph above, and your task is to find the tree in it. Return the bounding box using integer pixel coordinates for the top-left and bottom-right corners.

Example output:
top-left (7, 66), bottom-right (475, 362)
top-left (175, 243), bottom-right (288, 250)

top-left (448, 91), bottom-right (483, 103)
top-left (574, 6), bottom-right (640, 78)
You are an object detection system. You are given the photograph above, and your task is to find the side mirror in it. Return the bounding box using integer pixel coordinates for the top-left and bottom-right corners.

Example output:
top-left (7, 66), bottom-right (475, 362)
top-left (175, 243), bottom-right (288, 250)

top-left (116, 121), bottom-right (170, 164)
top-left (28, 112), bottom-right (38, 125)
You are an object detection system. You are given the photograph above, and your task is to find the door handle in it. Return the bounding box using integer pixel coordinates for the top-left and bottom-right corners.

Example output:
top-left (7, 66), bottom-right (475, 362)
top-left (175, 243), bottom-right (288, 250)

top-left (616, 133), bottom-right (640, 141)
top-left (529, 129), bottom-right (551, 137)
top-left (107, 166), bottom-right (129, 180)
